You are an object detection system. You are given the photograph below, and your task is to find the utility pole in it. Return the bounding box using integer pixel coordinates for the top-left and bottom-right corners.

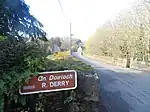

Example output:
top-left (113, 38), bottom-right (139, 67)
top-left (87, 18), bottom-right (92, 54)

top-left (58, 0), bottom-right (72, 55)
top-left (57, 0), bottom-right (72, 55)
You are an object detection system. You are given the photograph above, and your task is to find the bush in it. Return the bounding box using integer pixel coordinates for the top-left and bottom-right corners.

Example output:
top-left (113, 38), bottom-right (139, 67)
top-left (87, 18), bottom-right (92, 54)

top-left (47, 51), bottom-right (69, 60)
top-left (0, 40), bottom-right (93, 112)
top-left (32, 57), bottom-right (94, 112)
top-left (71, 45), bottom-right (78, 52)
top-left (0, 39), bottom-right (48, 112)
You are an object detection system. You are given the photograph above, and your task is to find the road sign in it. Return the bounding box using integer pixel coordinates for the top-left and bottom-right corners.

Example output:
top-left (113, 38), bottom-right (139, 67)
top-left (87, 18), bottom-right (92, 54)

top-left (20, 70), bottom-right (77, 95)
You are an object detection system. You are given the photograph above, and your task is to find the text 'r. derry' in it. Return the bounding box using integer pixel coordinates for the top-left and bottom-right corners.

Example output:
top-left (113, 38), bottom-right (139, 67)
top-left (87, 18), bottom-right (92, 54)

top-left (42, 80), bottom-right (70, 88)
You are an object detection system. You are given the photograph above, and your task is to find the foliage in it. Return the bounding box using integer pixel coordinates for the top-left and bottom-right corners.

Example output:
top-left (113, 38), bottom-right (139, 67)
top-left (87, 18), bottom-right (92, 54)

top-left (60, 37), bottom-right (70, 51)
top-left (71, 38), bottom-right (83, 51)
top-left (30, 54), bottom-right (93, 111)
top-left (0, 0), bottom-right (48, 111)
top-left (0, 36), bottom-right (5, 41)
top-left (71, 45), bottom-right (78, 52)
top-left (36, 39), bottom-right (52, 56)
top-left (0, 40), bottom-right (92, 111)
top-left (0, 1), bottom-right (90, 111)
top-left (0, 0), bottom-right (46, 40)
top-left (51, 37), bottom-right (83, 51)
top-left (0, 38), bottom-right (47, 111)
top-left (51, 37), bottom-right (62, 47)
top-left (44, 56), bottom-right (92, 72)
top-left (0, 39), bottom-right (46, 74)
top-left (86, 0), bottom-right (150, 68)
top-left (53, 51), bottom-right (70, 59)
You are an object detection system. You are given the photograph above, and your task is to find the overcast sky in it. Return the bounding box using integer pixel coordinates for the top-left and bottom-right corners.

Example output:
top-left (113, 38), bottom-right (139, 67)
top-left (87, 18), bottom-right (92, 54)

top-left (25, 0), bottom-right (135, 41)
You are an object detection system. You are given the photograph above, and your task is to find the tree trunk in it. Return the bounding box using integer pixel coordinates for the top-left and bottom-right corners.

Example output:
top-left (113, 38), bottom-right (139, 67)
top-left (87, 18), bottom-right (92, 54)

top-left (4, 94), bottom-right (8, 112)
top-left (126, 51), bottom-right (131, 68)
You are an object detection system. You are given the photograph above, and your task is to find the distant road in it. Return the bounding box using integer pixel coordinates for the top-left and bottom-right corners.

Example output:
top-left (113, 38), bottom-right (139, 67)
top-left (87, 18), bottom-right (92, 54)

top-left (72, 52), bottom-right (150, 112)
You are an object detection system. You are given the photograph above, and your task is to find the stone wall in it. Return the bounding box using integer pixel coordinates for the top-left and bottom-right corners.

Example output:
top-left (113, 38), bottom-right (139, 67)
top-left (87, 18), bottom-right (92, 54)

top-left (68, 70), bottom-right (102, 112)
top-left (87, 55), bottom-right (150, 72)
top-left (39, 70), bottom-right (104, 112)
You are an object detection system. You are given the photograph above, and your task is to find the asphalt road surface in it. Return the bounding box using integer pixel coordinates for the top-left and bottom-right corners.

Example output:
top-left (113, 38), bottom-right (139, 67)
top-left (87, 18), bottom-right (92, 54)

top-left (72, 52), bottom-right (150, 112)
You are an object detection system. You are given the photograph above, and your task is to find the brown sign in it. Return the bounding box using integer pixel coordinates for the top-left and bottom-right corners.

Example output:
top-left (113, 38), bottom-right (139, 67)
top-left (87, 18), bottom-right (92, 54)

top-left (20, 70), bottom-right (77, 95)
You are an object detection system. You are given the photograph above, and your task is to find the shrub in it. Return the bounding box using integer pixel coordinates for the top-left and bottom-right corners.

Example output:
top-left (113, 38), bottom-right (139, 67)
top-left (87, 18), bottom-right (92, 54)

top-left (52, 51), bottom-right (70, 60)
top-left (0, 39), bottom-right (47, 112)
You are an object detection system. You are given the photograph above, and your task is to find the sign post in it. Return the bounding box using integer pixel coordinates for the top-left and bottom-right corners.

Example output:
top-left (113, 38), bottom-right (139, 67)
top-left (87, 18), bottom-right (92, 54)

top-left (20, 70), bottom-right (77, 95)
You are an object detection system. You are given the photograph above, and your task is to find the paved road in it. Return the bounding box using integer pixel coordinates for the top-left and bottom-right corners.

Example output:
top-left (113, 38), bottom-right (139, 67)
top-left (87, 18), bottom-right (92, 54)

top-left (72, 52), bottom-right (150, 112)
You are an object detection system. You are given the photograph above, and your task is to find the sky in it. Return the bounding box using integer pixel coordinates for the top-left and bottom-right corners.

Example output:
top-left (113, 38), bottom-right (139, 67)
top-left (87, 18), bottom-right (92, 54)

top-left (25, 0), bottom-right (135, 41)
